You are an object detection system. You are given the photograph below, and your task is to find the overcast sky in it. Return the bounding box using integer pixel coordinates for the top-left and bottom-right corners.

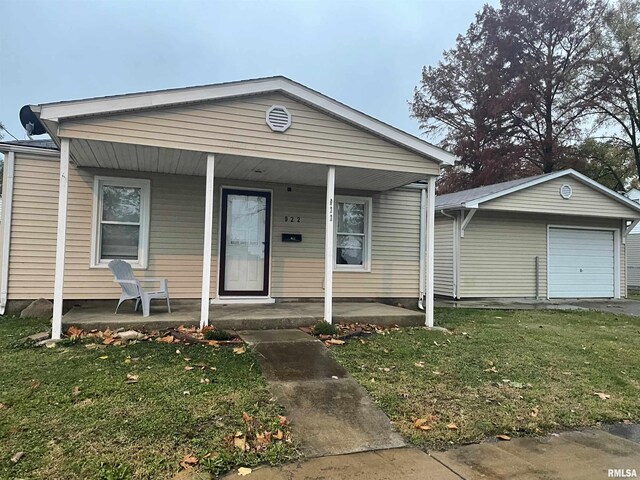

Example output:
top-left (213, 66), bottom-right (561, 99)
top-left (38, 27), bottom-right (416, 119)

top-left (0, 0), bottom-right (491, 143)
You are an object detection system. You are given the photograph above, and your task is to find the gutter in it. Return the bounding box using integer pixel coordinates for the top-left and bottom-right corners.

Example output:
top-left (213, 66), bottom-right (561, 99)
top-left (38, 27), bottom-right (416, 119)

top-left (0, 151), bottom-right (15, 314)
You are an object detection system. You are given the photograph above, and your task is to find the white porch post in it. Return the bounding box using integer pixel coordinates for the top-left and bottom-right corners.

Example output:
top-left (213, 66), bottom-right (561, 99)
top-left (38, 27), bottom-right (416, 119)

top-left (425, 176), bottom-right (436, 327)
top-left (418, 187), bottom-right (427, 307)
top-left (324, 166), bottom-right (336, 323)
top-left (200, 154), bottom-right (215, 328)
top-left (52, 138), bottom-right (70, 340)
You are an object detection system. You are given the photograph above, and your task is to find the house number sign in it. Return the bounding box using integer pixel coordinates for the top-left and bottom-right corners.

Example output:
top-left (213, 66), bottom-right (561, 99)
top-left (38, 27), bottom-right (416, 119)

top-left (284, 216), bottom-right (301, 223)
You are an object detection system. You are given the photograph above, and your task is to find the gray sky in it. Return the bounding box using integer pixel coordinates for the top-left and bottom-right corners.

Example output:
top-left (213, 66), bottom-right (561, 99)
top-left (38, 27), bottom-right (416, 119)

top-left (0, 0), bottom-right (490, 143)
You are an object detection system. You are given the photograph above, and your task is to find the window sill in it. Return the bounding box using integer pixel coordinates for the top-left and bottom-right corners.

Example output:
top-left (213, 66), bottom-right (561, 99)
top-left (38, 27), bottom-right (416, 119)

top-left (334, 267), bottom-right (371, 273)
top-left (90, 261), bottom-right (148, 270)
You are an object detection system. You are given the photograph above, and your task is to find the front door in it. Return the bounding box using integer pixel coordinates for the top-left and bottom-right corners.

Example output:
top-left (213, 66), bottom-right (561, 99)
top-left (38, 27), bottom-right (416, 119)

top-left (219, 189), bottom-right (271, 296)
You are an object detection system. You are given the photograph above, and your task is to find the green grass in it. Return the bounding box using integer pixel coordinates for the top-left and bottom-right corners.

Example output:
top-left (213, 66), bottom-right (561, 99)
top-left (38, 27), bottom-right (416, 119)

top-left (332, 308), bottom-right (640, 450)
top-left (0, 317), bottom-right (298, 479)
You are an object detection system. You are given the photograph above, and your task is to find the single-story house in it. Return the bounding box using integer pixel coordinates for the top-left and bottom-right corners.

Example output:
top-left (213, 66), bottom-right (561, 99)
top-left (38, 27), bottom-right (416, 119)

top-left (0, 76), bottom-right (456, 338)
top-left (434, 169), bottom-right (640, 300)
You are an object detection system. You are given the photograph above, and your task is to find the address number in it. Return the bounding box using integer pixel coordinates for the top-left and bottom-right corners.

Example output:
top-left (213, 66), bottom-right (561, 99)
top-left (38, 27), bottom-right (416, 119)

top-left (284, 216), bottom-right (301, 223)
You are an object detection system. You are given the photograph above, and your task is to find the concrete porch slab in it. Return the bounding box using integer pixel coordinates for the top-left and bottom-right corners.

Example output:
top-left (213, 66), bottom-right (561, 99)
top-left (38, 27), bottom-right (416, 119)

top-left (61, 301), bottom-right (424, 331)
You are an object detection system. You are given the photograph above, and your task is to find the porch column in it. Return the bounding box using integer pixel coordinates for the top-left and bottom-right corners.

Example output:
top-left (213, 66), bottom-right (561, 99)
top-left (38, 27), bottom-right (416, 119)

top-left (200, 154), bottom-right (215, 328)
top-left (324, 166), bottom-right (336, 323)
top-left (52, 138), bottom-right (70, 340)
top-left (425, 176), bottom-right (436, 327)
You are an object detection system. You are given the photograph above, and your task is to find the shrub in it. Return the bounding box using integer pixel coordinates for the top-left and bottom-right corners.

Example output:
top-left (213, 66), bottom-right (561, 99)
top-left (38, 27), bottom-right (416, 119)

top-left (313, 321), bottom-right (337, 336)
top-left (204, 329), bottom-right (234, 341)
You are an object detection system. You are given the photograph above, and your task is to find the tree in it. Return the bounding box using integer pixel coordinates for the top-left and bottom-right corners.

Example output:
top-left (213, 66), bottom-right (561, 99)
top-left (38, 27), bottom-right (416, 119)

top-left (412, 0), bottom-right (607, 192)
top-left (591, 0), bottom-right (640, 180)
top-left (574, 138), bottom-right (638, 191)
top-left (411, 6), bottom-right (530, 193)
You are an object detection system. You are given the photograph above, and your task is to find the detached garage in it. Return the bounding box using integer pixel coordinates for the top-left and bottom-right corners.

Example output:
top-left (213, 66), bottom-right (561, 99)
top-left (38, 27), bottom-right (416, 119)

top-left (434, 169), bottom-right (640, 300)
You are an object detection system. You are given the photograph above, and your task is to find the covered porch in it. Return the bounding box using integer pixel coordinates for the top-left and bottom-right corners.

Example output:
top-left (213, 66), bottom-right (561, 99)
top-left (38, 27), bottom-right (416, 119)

top-left (60, 300), bottom-right (425, 331)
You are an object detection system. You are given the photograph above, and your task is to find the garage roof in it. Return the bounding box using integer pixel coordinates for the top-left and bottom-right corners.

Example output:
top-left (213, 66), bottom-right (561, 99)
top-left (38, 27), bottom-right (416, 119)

top-left (436, 169), bottom-right (640, 213)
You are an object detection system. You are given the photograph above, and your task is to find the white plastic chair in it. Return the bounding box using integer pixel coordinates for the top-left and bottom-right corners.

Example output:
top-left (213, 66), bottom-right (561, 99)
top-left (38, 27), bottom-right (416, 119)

top-left (108, 259), bottom-right (171, 317)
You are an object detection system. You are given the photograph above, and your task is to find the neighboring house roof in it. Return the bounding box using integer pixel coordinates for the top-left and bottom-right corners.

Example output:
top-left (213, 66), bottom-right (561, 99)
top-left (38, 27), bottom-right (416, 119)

top-left (0, 139), bottom-right (58, 150)
top-left (436, 169), bottom-right (640, 214)
top-left (30, 76), bottom-right (455, 165)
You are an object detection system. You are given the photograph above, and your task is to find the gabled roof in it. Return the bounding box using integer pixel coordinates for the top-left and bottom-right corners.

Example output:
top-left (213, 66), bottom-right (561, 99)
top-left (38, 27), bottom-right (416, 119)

top-left (436, 169), bottom-right (640, 214)
top-left (32, 76), bottom-right (455, 165)
top-left (0, 139), bottom-right (58, 150)
top-left (0, 139), bottom-right (59, 156)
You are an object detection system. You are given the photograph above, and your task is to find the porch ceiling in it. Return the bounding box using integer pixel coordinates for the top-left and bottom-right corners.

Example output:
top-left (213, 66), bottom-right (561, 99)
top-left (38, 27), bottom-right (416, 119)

top-left (69, 138), bottom-right (428, 191)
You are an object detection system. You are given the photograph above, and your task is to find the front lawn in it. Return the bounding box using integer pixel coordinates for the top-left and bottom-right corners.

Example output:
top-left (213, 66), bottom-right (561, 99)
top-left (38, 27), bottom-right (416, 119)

top-left (0, 317), bottom-right (298, 479)
top-left (332, 308), bottom-right (640, 449)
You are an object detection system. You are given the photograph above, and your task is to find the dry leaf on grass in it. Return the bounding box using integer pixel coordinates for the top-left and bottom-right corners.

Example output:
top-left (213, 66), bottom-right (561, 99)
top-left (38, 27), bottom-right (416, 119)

top-left (594, 392), bottom-right (611, 400)
top-left (242, 412), bottom-right (253, 424)
top-left (0, 403), bottom-right (6, 409)
top-left (99, 356), bottom-right (109, 360)
top-left (125, 374), bottom-right (139, 384)
top-left (484, 366), bottom-right (498, 373)
top-left (156, 335), bottom-right (174, 344)
top-left (67, 326), bottom-right (84, 338)
top-left (185, 366), bottom-right (194, 371)
top-left (234, 433), bottom-right (247, 451)
top-left (233, 346), bottom-right (246, 355)
top-left (237, 467), bottom-right (252, 476)
top-left (275, 429), bottom-right (284, 440)
top-left (179, 454), bottom-right (198, 469)
top-left (414, 361), bottom-right (425, 368)
top-left (278, 415), bottom-right (288, 426)
top-left (530, 407), bottom-right (539, 418)
top-left (447, 423), bottom-right (459, 430)
top-left (72, 386), bottom-right (81, 396)
top-left (326, 338), bottom-right (345, 345)
top-left (413, 419), bottom-right (432, 431)
top-left (496, 434), bottom-right (511, 441)
top-left (10, 452), bottom-right (24, 463)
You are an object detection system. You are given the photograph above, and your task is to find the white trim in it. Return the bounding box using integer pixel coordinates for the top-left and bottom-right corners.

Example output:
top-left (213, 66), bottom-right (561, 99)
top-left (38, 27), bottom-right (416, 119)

top-left (624, 219), bottom-right (640, 238)
top-left (462, 169), bottom-right (640, 214)
top-left (439, 209), bottom-right (459, 299)
top-left (425, 176), bottom-right (436, 327)
top-left (34, 76), bottom-right (455, 165)
top-left (418, 189), bottom-right (426, 305)
top-left (90, 176), bottom-right (151, 269)
top-left (0, 143), bottom-right (60, 157)
top-left (460, 208), bottom-right (476, 238)
top-left (214, 185), bottom-right (274, 301)
top-left (546, 225), bottom-right (621, 299)
top-left (324, 166), bottom-right (335, 323)
top-left (210, 297), bottom-right (275, 305)
top-left (333, 195), bottom-right (372, 272)
top-left (0, 151), bottom-right (15, 314)
top-left (201, 154), bottom-right (215, 328)
top-left (52, 139), bottom-right (70, 340)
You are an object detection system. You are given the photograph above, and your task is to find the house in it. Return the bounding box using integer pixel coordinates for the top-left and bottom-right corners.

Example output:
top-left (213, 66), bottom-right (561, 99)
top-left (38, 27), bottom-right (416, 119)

top-left (0, 76), bottom-right (456, 338)
top-left (434, 170), bottom-right (640, 300)
top-left (624, 188), bottom-right (640, 290)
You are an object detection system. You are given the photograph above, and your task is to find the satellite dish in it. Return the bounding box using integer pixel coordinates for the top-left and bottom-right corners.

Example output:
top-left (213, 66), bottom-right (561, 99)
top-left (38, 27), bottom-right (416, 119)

top-left (19, 105), bottom-right (46, 136)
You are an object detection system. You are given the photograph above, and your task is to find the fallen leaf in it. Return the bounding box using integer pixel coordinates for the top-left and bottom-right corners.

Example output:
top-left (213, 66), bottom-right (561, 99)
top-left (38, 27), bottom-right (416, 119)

top-left (233, 435), bottom-right (247, 451)
top-left (326, 338), bottom-right (345, 345)
top-left (156, 335), bottom-right (174, 344)
top-left (102, 337), bottom-right (115, 345)
top-left (30, 380), bottom-right (41, 389)
top-left (185, 366), bottom-right (194, 371)
top-left (67, 326), bottom-right (84, 338)
top-left (447, 423), bottom-right (459, 430)
top-left (594, 392), bottom-right (611, 400)
top-left (10, 452), bottom-right (24, 463)
top-left (179, 454), bottom-right (198, 469)
top-left (242, 412), bottom-right (253, 424)
top-left (278, 415), bottom-right (288, 426)
top-left (414, 418), bottom-right (433, 431)
top-left (511, 382), bottom-right (524, 389)
top-left (0, 403), bottom-right (6, 409)
top-left (72, 386), bottom-right (81, 396)
top-left (484, 366), bottom-right (498, 373)
top-left (125, 374), bottom-right (139, 384)
top-left (99, 356), bottom-right (109, 360)
top-left (530, 407), bottom-right (539, 418)
top-left (275, 429), bottom-right (284, 440)
top-left (414, 361), bottom-right (425, 368)
top-left (496, 434), bottom-right (511, 441)
top-left (237, 467), bottom-right (252, 476)
top-left (233, 346), bottom-right (246, 355)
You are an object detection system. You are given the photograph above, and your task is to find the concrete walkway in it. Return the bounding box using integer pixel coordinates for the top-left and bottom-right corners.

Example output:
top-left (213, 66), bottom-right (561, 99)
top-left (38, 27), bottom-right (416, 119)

top-left (223, 427), bottom-right (640, 479)
top-left (239, 329), bottom-right (406, 457)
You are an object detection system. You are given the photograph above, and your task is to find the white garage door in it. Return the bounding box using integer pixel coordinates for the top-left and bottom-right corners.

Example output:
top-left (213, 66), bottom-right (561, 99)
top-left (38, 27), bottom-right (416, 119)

top-left (548, 228), bottom-right (615, 298)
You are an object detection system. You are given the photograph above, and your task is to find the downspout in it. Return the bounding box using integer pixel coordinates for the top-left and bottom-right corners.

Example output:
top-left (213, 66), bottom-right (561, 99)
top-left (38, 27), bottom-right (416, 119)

top-left (440, 210), bottom-right (458, 299)
top-left (418, 187), bottom-right (427, 310)
top-left (0, 151), bottom-right (15, 314)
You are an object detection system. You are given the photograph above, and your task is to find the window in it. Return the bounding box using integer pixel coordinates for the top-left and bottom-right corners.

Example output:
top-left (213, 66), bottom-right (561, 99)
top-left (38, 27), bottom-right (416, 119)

top-left (91, 177), bottom-right (150, 268)
top-left (334, 196), bottom-right (372, 272)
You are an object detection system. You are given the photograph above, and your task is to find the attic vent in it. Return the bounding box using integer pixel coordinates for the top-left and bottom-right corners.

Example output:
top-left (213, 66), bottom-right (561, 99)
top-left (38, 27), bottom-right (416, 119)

top-left (266, 105), bottom-right (291, 132)
top-left (560, 184), bottom-right (573, 199)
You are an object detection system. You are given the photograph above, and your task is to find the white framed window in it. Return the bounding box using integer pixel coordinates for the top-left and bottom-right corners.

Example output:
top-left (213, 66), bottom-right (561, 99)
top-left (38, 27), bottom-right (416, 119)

top-left (334, 195), bottom-right (372, 272)
top-left (91, 176), bottom-right (150, 269)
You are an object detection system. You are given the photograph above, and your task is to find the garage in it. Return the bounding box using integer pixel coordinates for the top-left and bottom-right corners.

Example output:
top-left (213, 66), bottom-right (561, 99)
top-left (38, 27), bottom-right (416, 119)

top-left (548, 227), bottom-right (615, 298)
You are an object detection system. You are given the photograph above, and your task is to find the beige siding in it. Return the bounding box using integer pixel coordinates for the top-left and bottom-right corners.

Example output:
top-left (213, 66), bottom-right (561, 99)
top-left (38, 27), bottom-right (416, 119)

top-left (434, 215), bottom-right (455, 297)
top-left (58, 93), bottom-right (439, 175)
top-left (482, 177), bottom-right (640, 218)
top-left (627, 234), bottom-right (640, 288)
top-left (458, 210), bottom-right (624, 298)
top-left (7, 157), bottom-right (422, 300)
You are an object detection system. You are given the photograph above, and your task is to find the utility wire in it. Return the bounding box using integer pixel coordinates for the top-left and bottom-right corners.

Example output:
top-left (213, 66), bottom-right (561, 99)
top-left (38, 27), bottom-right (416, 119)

top-left (0, 124), bottom-right (19, 141)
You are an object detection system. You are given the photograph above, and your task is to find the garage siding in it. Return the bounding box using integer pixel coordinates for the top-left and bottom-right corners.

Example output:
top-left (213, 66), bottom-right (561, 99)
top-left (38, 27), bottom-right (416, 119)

top-left (481, 177), bottom-right (639, 218)
top-left (6, 154), bottom-right (422, 301)
top-left (434, 215), bottom-right (455, 297)
top-left (627, 234), bottom-right (640, 288)
top-left (458, 210), bottom-right (625, 298)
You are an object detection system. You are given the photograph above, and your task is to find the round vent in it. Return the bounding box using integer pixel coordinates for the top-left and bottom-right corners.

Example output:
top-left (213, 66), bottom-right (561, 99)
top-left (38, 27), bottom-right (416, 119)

top-left (560, 184), bottom-right (573, 199)
top-left (266, 105), bottom-right (292, 132)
